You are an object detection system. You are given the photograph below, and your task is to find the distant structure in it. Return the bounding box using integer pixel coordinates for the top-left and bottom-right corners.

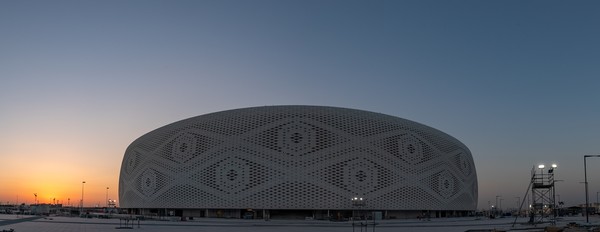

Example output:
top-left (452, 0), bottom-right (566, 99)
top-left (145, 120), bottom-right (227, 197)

top-left (119, 106), bottom-right (478, 219)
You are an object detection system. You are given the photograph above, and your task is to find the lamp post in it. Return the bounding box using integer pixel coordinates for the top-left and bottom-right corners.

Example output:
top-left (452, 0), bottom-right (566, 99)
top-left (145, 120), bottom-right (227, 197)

top-left (496, 195), bottom-right (501, 217)
top-left (106, 187), bottom-right (109, 208)
top-left (81, 181), bottom-right (86, 215)
top-left (550, 164), bottom-right (558, 218)
top-left (584, 155), bottom-right (600, 223)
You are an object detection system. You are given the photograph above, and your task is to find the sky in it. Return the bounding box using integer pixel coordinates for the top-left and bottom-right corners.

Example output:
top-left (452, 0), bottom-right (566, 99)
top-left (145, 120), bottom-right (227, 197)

top-left (1, 0), bottom-right (599, 210)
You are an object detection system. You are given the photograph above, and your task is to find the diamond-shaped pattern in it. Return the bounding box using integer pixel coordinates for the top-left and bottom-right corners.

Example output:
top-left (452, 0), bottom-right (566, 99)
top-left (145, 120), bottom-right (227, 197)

top-left (278, 121), bottom-right (315, 155)
top-left (345, 158), bottom-right (375, 194)
top-left (171, 133), bottom-right (197, 163)
top-left (216, 158), bottom-right (249, 194)
top-left (119, 106), bottom-right (477, 211)
top-left (399, 134), bottom-right (424, 164)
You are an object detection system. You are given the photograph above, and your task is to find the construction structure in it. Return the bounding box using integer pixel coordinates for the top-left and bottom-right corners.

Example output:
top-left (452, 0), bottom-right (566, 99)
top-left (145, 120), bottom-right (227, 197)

top-left (531, 164), bottom-right (557, 224)
top-left (514, 164), bottom-right (557, 227)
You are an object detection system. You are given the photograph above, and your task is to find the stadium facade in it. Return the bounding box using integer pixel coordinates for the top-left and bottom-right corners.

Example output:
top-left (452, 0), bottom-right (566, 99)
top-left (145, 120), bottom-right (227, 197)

top-left (119, 106), bottom-right (477, 219)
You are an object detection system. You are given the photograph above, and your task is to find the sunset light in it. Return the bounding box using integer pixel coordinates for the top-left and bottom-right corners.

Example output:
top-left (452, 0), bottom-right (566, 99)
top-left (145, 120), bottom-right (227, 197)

top-left (1, 0), bottom-right (600, 230)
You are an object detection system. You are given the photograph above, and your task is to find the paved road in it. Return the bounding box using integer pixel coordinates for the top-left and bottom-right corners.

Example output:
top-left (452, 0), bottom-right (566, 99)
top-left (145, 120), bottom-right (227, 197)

top-left (0, 216), bottom-right (41, 227)
top-left (2, 215), bottom-right (600, 232)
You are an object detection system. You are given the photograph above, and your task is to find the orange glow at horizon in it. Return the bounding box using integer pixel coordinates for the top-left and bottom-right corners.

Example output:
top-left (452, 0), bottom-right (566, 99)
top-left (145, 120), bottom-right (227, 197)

top-left (1, 176), bottom-right (121, 207)
top-left (1, 173), bottom-right (121, 207)
top-left (0, 135), bottom-right (125, 207)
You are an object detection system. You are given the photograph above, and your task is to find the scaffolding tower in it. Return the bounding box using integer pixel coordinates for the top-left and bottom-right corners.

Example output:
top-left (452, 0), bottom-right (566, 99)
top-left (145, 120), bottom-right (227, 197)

top-left (513, 165), bottom-right (558, 228)
top-left (530, 165), bottom-right (556, 224)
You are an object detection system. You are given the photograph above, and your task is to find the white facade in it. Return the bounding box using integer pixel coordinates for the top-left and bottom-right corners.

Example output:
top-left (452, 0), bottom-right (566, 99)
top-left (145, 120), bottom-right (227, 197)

top-left (119, 106), bottom-right (477, 211)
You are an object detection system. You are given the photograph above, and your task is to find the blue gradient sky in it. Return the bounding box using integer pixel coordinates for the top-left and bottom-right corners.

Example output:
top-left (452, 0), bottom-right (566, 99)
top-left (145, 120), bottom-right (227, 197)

top-left (1, 0), bottom-right (599, 209)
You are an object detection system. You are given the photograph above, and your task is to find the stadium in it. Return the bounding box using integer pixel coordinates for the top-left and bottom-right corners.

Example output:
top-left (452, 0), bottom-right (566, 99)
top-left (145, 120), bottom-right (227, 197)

top-left (118, 105), bottom-right (477, 219)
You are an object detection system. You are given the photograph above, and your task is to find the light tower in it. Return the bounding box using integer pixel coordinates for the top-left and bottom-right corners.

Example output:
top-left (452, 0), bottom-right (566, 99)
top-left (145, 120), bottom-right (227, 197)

top-left (81, 181), bottom-right (86, 215)
top-left (528, 163), bottom-right (556, 225)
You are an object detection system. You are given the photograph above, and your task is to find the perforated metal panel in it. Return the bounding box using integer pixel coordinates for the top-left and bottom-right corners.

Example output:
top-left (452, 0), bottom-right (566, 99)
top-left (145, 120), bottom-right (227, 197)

top-left (119, 106), bottom-right (477, 210)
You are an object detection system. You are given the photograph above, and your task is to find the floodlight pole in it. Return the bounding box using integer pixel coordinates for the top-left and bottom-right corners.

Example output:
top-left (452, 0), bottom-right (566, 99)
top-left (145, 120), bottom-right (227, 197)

top-left (496, 195), bottom-right (501, 217)
top-left (550, 164), bottom-right (558, 219)
top-left (584, 155), bottom-right (600, 223)
top-left (106, 187), bottom-right (109, 208)
top-left (81, 181), bottom-right (86, 215)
